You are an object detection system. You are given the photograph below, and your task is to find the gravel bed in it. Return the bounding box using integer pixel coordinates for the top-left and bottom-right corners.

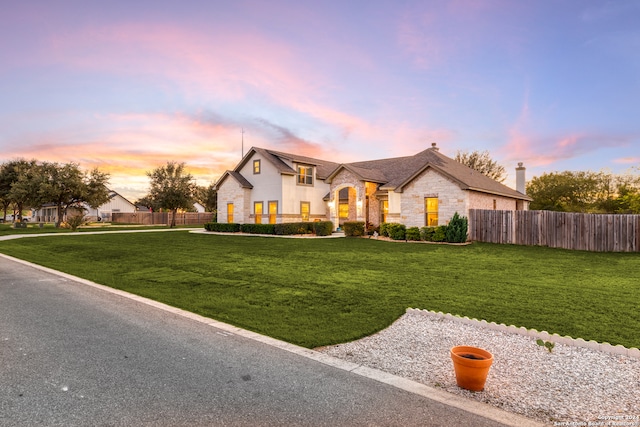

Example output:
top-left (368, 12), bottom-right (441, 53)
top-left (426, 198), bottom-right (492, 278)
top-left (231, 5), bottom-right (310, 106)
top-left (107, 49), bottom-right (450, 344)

top-left (316, 310), bottom-right (640, 425)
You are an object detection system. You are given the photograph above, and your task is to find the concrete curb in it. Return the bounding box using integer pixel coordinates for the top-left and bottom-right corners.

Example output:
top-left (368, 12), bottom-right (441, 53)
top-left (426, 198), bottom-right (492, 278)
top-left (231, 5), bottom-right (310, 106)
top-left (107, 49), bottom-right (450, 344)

top-left (0, 252), bottom-right (544, 427)
top-left (408, 308), bottom-right (640, 359)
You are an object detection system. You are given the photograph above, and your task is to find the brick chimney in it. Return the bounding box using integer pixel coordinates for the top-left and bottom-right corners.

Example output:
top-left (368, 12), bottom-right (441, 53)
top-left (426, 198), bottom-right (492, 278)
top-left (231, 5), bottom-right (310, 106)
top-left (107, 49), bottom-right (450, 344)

top-left (516, 162), bottom-right (526, 194)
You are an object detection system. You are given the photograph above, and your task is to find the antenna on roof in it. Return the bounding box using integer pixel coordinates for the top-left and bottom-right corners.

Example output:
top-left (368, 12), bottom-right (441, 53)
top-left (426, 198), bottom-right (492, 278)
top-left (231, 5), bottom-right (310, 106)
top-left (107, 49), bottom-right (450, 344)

top-left (241, 128), bottom-right (245, 158)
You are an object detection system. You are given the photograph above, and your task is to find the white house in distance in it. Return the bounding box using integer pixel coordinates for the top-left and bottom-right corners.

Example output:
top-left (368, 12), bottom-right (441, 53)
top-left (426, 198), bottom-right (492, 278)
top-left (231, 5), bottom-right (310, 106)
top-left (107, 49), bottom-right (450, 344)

top-left (214, 144), bottom-right (532, 229)
top-left (32, 189), bottom-right (137, 223)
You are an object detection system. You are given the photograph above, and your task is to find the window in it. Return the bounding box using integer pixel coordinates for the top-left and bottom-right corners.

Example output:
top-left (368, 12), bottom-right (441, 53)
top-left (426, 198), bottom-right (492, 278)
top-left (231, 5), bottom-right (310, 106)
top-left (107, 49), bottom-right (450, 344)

top-left (338, 203), bottom-right (349, 219)
top-left (301, 202), bottom-right (310, 222)
top-left (380, 200), bottom-right (388, 223)
top-left (227, 203), bottom-right (234, 223)
top-left (268, 201), bottom-right (278, 224)
top-left (254, 202), bottom-right (263, 224)
top-left (297, 165), bottom-right (313, 185)
top-left (253, 159), bottom-right (261, 174)
top-left (425, 197), bottom-right (438, 226)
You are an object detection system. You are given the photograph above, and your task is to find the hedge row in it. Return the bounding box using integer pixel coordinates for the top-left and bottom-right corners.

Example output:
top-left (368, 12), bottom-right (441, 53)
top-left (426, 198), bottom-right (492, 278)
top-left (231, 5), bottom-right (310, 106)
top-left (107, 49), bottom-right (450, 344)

top-left (379, 212), bottom-right (468, 243)
top-left (204, 221), bottom-right (334, 236)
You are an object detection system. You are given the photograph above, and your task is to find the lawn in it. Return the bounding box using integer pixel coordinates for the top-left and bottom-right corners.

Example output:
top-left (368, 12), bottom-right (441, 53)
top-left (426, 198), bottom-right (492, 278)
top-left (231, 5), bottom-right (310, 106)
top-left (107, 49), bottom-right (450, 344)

top-left (0, 222), bottom-right (201, 236)
top-left (1, 231), bottom-right (638, 349)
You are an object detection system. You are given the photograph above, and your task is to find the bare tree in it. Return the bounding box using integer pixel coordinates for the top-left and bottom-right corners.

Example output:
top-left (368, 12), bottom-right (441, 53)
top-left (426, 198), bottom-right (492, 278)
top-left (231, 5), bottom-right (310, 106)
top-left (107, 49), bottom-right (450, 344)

top-left (455, 150), bottom-right (507, 183)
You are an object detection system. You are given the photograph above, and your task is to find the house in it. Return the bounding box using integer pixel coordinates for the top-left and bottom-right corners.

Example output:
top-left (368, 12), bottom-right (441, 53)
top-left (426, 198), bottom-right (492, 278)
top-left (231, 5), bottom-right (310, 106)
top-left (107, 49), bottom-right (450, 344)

top-left (193, 202), bottom-right (206, 213)
top-left (214, 144), bottom-right (532, 229)
top-left (32, 189), bottom-right (137, 223)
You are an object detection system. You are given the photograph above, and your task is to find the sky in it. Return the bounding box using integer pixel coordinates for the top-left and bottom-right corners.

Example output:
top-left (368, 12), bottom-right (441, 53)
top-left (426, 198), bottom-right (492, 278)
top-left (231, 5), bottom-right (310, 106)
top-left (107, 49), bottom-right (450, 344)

top-left (1, 0), bottom-right (639, 201)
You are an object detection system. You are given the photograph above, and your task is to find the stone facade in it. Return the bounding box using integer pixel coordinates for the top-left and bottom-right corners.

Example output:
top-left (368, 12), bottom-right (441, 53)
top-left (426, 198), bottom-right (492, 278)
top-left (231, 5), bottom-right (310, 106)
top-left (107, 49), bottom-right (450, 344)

top-left (398, 168), bottom-right (467, 227)
top-left (217, 178), bottom-right (251, 223)
top-left (468, 191), bottom-right (518, 211)
top-left (328, 169), bottom-right (366, 225)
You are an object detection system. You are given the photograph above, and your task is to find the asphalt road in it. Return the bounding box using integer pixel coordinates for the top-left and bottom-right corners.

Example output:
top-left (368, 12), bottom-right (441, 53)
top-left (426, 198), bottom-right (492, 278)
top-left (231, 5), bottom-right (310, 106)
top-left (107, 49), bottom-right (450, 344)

top-left (0, 254), bottom-right (519, 427)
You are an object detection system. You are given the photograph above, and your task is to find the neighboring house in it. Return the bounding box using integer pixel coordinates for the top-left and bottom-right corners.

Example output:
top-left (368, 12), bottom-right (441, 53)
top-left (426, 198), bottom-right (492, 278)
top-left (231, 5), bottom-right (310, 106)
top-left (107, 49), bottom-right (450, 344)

top-left (32, 189), bottom-right (137, 223)
top-left (215, 144), bottom-right (532, 229)
top-left (193, 202), bottom-right (206, 213)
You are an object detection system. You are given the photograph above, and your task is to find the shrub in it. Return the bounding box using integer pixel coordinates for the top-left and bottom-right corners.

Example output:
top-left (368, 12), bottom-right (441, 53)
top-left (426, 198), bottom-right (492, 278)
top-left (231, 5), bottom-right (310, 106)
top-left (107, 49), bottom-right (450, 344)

top-left (64, 214), bottom-right (88, 232)
top-left (445, 212), bottom-right (468, 243)
top-left (406, 226), bottom-right (421, 241)
top-left (240, 223), bottom-right (276, 234)
top-left (433, 226), bottom-right (448, 242)
top-left (342, 221), bottom-right (365, 237)
top-left (387, 223), bottom-right (406, 240)
top-left (380, 223), bottom-right (390, 237)
top-left (421, 226), bottom-right (447, 242)
top-left (420, 226), bottom-right (435, 241)
top-left (313, 221), bottom-right (334, 236)
top-left (204, 222), bottom-right (241, 232)
top-left (274, 222), bottom-right (314, 235)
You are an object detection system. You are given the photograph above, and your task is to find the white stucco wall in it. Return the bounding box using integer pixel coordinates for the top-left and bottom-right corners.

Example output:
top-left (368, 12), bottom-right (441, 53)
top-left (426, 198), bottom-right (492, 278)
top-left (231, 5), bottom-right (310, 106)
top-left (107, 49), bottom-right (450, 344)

top-left (217, 152), bottom-right (333, 224)
top-left (280, 164), bottom-right (331, 222)
top-left (240, 155), bottom-right (283, 209)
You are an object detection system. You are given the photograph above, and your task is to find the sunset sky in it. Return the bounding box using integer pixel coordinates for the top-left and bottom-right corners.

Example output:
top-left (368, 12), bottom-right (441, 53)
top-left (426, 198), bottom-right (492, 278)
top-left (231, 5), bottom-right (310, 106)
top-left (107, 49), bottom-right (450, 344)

top-left (1, 0), bottom-right (639, 201)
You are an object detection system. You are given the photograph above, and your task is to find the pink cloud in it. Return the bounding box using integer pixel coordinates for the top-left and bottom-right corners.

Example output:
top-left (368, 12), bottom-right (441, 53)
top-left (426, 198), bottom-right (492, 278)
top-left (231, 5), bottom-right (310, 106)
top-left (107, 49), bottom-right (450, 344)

top-left (46, 22), bottom-right (328, 106)
top-left (614, 157), bottom-right (640, 165)
top-left (500, 88), bottom-right (637, 168)
top-left (395, 0), bottom-right (529, 70)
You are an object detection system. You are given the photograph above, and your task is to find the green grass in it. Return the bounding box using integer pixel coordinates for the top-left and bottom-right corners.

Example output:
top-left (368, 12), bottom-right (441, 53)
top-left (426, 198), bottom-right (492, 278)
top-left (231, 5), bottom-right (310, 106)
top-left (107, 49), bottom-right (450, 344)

top-left (0, 222), bottom-right (201, 236)
top-left (1, 232), bottom-right (639, 349)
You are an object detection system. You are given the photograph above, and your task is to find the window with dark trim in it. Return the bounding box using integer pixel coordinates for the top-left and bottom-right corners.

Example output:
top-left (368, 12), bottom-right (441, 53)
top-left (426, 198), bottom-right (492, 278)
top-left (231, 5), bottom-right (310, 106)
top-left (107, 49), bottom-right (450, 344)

top-left (227, 203), bottom-right (234, 224)
top-left (425, 197), bottom-right (438, 226)
top-left (253, 160), bottom-right (261, 174)
top-left (301, 201), bottom-right (310, 222)
top-left (297, 165), bottom-right (313, 185)
top-left (268, 201), bottom-right (277, 224)
top-left (380, 200), bottom-right (388, 224)
top-left (254, 201), bottom-right (263, 224)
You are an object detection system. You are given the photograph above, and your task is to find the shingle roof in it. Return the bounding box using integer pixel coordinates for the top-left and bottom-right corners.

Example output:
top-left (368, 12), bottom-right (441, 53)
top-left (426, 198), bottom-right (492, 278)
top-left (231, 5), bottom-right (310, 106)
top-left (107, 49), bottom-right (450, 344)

top-left (222, 145), bottom-right (531, 201)
top-left (329, 146), bottom-right (531, 200)
top-left (217, 170), bottom-right (253, 189)
top-left (258, 148), bottom-right (340, 179)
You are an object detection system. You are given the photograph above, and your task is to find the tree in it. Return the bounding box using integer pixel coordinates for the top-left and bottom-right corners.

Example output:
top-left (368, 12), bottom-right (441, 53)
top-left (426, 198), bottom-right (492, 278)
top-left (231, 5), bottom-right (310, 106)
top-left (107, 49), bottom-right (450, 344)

top-left (525, 170), bottom-right (640, 213)
top-left (0, 159), bottom-right (40, 221)
top-left (145, 161), bottom-right (195, 227)
top-left (194, 183), bottom-right (217, 213)
top-left (0, 161), bottom-right (18, 221)
top-left (38, 162), bottom-right (111, 227)
top-left (454, 150), bottom-right (507, 183)
top-left (7, 159), bottom-right (41, 220)
top-left (614, 169), bottom-right (640, 213)
top-left (134, 195), bottom-right (161, 212)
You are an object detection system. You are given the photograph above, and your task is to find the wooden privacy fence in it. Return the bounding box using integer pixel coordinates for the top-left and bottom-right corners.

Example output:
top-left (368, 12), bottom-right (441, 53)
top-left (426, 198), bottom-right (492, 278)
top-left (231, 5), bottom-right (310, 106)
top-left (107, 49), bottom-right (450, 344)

top-left (112, 212), bottom-right (214, 225)
top-left (469, 209), bottom-right (640, 252)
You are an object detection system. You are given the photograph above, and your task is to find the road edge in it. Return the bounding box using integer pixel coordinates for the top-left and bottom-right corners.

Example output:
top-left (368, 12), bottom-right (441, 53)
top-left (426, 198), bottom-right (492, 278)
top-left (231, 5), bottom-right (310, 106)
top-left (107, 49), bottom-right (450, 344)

top-left (0, 253), bottom-right (546, 427)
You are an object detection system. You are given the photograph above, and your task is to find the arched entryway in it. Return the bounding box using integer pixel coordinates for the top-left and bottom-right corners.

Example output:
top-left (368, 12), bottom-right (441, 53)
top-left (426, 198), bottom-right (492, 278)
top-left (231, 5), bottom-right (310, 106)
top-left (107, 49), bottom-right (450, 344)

top-left (329, 182), bottom-right (366, 229)
top-left (337, 187), bottom-right (357, 225)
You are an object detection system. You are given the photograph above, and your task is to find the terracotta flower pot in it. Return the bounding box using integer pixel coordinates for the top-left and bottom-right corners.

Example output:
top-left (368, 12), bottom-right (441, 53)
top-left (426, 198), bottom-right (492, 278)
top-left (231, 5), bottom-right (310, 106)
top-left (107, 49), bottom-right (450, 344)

top-left (450, 346), bottom-right (493, 391)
